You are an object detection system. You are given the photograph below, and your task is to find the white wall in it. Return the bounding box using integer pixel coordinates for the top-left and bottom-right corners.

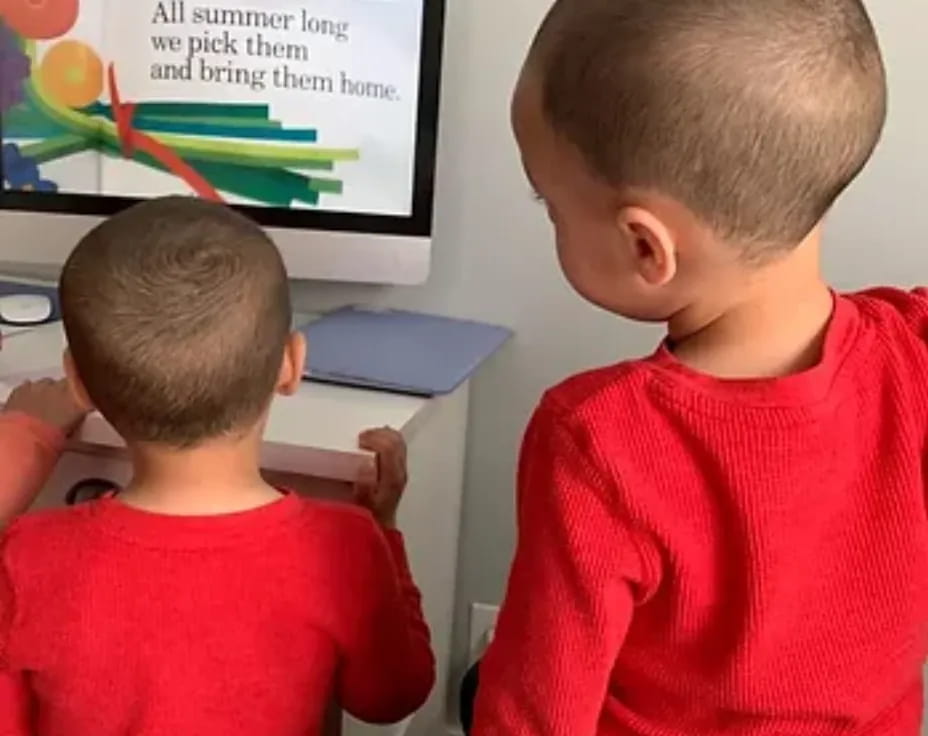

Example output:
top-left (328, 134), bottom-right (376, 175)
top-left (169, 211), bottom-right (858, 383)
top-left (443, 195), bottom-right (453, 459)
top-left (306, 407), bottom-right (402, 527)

top-left (825, 1), bottom-right (928, 288)
top-left (290, 0), bottom-right (927, 722)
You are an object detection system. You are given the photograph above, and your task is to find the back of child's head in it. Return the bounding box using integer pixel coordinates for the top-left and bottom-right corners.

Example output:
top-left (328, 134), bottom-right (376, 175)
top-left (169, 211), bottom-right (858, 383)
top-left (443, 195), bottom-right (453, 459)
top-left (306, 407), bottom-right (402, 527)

top-left (60, 196), bottom-right (291, 447)
top-left (526, 0), bottom-right (887, 252)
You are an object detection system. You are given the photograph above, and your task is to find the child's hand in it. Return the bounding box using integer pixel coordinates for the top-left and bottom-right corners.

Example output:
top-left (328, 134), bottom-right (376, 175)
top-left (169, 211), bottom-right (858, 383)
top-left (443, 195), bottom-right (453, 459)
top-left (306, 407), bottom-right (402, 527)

top-left (354, 427), bottom-right (408, 529)
top-left (4, 379), bottom-right (87, 435)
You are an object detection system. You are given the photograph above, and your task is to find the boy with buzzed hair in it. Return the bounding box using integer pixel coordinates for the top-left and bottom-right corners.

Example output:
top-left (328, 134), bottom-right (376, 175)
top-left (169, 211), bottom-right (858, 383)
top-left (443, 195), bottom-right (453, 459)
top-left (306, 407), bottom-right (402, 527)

top-left (0, 196), bottom-right (434, 736)
top-left (472, 1), bottom-right (928, 734)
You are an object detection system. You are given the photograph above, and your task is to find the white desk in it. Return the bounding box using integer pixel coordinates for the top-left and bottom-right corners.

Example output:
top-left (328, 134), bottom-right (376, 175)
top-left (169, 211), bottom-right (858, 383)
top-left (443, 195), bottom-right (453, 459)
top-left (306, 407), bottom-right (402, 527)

top-left (0, 319), bottom-right (470, 736)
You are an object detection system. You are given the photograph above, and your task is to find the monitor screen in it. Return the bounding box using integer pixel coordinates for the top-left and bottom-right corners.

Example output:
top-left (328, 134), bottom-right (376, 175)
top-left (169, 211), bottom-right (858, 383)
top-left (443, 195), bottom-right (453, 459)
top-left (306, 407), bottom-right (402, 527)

top-left (0, 0), bottom-right (445, 239)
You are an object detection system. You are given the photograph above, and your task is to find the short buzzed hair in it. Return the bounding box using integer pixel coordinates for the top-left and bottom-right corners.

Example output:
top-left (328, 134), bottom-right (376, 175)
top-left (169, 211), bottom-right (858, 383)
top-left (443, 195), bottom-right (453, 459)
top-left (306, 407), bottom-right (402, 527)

top-left (528, 0), bottom-right (887, 250)
top-left (60, 197), bottom-right (291, 447)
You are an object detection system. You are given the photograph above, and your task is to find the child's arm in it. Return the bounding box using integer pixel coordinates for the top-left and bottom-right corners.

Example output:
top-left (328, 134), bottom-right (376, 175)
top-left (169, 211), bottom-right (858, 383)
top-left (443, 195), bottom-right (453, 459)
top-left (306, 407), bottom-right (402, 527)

top-left (471, 401), bottom-right (655, 736)
top-left (336, 428), bottom-right (436, 724)
top-left (0, 379), bottom-right (87, 525)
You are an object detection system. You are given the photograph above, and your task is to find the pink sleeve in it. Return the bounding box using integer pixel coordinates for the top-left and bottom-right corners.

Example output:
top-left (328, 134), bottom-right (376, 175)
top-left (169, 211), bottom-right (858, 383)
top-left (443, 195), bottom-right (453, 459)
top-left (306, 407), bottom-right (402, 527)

top-left (336, 521), bottom-right (436, 724)
top-left (0, 412), bottom-right (64, 526)
top-left (472, 402), bottom-right (655, 736)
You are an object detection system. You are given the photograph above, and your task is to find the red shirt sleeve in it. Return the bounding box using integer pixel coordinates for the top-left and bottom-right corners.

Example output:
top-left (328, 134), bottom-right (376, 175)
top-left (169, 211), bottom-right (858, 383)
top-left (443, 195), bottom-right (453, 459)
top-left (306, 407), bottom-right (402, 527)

top-left (336, 519), bottom-right (435, 724)
top-left (472, 399), bottom-right (657, 736)
top-left (0, 412), bottom-right (64, 526)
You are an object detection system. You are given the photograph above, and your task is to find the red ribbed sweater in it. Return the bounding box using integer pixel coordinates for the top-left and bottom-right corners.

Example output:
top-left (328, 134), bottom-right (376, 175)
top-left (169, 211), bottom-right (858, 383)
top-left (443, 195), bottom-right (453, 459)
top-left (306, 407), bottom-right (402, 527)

top-left (0, 454), bottom-right (434, 735)
top-left (474, 290), bottom-right (928, 736)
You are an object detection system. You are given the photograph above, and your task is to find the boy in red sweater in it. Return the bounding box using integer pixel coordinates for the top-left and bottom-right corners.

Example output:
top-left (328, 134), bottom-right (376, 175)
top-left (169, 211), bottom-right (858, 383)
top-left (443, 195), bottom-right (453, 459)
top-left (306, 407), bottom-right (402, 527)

top-left (472, 1), bottom-right (928, 735)
top-left (0, 197), bottom-right (435, 735)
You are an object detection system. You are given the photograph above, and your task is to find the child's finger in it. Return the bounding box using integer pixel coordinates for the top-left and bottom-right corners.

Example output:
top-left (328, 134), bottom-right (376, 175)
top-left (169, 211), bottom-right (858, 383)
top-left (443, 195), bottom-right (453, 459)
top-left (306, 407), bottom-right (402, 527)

top-left (361, 432), bottom-right (407, 487)
top-left (358, 428), bottom-right (402, 461)
top-left (385, 444), bottom-right (407, 490)
top-left (358, 426), bottom-right (400, 448)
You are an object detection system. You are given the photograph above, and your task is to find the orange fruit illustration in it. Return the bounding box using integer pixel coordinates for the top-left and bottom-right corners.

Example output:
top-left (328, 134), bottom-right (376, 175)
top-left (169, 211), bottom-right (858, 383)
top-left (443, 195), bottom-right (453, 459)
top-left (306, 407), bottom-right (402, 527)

top-left (1, 0), bottom-right (79, 40)
top-left (39, 39), bottom-right (103, 109)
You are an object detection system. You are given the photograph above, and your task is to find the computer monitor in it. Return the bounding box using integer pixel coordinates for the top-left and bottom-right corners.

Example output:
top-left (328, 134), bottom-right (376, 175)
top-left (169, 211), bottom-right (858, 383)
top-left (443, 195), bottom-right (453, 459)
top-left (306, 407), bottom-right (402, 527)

top-left (0, 0), bottom-right (446, 284)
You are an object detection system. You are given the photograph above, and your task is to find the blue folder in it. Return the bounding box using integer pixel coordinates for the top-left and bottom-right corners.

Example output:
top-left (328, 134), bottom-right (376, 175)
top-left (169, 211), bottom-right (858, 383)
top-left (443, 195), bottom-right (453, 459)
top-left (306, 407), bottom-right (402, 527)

top-left (301, 307), bottom-right (512, 396)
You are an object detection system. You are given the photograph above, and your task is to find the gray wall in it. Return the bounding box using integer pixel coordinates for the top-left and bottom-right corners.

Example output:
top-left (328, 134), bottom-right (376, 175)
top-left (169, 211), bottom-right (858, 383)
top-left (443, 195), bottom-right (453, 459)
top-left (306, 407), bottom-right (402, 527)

top-left (824, 2), bottom-right (928, 288)
top-left (291, 0), bottom-right (928, 718)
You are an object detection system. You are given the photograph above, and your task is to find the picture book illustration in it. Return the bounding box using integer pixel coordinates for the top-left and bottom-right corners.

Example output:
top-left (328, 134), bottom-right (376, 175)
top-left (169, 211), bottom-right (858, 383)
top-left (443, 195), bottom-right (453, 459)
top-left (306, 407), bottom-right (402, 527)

top-left (0, 0), bottom-right (425, 216)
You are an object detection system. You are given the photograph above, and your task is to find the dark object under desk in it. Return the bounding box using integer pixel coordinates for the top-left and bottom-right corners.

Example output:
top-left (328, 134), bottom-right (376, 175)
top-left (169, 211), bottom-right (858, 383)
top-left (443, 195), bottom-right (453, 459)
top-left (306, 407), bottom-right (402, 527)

top-left (460, 661), bottom-right (481, 734)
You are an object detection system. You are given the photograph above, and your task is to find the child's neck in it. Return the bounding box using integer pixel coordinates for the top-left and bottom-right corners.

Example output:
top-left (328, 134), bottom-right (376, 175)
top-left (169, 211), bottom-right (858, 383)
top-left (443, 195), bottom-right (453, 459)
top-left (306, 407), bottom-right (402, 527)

top-left (120, 433), bottom-right (281, 516)
top-left (668, 233), bottom-right (834, 380)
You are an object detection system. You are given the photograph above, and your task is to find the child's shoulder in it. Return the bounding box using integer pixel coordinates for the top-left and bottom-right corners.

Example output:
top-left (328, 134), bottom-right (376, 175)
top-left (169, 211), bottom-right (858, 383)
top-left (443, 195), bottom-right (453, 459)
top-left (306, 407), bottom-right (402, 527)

top-left (1, 505), bottom-right (92, 575)
top-left (539, 358), bottom-right (659, 431)
top-left (292, 495), bottom-right (384, 542)
top-left (285, 498), bottom-right (398, 586)
top-left (847, 287), bottom-right (928, 337)
top-left (523, 360), bottom-right (669, 470)
top-left (544, 287), bottom-right (928, 421)
top-left (4, 504), bottom-right (89, 542)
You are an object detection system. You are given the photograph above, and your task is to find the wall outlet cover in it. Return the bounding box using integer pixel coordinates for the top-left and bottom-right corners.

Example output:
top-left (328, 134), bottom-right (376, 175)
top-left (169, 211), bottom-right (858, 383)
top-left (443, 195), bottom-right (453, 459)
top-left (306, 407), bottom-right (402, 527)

top-left (468, 602), bottom-right (499, 663)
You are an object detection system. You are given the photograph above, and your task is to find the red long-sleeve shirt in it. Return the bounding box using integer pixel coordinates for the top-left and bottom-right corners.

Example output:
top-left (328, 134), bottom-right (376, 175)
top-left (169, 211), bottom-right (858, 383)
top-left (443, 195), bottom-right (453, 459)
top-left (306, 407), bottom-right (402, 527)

top-left (0, 478), bottom-right (434, 735)
top-left (475, 290), bottom-right (928, 736)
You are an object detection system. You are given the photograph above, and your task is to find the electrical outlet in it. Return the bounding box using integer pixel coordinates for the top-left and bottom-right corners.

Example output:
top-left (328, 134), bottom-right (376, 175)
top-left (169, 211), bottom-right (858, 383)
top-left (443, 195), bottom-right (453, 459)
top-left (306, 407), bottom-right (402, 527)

top-left (468, 602), bottom-right (500, 663)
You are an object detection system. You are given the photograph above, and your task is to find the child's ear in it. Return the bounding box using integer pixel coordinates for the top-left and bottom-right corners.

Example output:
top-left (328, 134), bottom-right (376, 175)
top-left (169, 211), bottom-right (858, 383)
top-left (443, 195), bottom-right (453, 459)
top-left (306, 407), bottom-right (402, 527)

top-left (276, 332), bottom-right (307, 397)
top-left (617, 206), bottom-right (678, 287)
top-left (62, 349), bottom-right (95, 411)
